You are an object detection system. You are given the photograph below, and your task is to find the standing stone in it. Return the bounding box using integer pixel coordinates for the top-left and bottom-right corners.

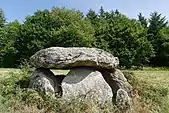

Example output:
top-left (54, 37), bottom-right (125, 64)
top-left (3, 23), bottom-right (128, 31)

top-left (61, 67), bottom-right (113, 103)
top-left (101, 69), bottom-right (133, 102)
top-left (29, 68), bottom-right (65, 96)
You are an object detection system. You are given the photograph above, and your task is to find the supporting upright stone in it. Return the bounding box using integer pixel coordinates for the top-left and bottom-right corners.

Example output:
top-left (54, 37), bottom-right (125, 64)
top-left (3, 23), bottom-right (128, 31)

top-left (100, 69), bottom-right (133, 102)
top-left (29, 68), bottom-right (65, 97)
top-left (61, 67), bottom-right (113, 103)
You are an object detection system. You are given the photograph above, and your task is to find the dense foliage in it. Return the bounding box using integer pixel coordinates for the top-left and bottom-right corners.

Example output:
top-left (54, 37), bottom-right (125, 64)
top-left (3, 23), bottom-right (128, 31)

top-left (0, 7), bottom-right (169, 67)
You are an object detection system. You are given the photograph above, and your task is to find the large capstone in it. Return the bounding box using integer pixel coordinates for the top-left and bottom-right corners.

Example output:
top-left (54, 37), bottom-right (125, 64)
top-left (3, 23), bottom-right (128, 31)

top-left (29, 68), bottom-right (65, 96)
top-left (61, 67), bottom-right (113, 103)
top-left (30, 47), bottom-right (119, 71)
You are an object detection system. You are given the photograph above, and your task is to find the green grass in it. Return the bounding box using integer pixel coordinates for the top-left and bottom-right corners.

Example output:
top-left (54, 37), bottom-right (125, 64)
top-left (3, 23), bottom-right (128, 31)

top-left (0, 67), bottom-right (169, 113)
top-left (0, 68), bottom-right (19, 78)
top-left (124, 68), bottom-right (169, 113)
top-left (132, 70), bottom-right (169, 88)
top-left (0, 68), bottom-right (69, 77)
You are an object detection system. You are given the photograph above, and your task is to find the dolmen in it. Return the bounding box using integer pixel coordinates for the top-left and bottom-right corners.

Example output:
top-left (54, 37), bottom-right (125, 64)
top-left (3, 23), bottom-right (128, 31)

top-left (29, 47), bottom-right (133, 105)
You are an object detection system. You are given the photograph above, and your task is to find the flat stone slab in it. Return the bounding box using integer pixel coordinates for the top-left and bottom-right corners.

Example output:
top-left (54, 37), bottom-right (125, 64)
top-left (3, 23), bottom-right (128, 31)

top-left (30, 47), bottom-right (119, 70)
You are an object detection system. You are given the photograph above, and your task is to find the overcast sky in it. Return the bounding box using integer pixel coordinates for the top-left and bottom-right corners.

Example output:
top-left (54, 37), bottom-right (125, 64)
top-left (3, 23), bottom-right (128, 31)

top-left (0, 0), bottom-right (168, 22)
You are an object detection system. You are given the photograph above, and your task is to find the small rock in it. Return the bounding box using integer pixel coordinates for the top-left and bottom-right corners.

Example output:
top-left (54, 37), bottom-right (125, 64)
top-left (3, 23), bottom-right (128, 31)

top-left (116, 89), bottom-right (131, 109)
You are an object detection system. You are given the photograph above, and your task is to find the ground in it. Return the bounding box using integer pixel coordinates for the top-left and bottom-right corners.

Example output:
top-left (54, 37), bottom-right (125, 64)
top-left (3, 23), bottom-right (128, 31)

top-left (0, 67), bottom-right (169, 113)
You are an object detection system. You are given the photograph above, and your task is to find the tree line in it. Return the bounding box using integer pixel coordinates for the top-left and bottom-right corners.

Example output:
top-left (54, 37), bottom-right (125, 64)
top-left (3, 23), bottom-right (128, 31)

top-left (0, 7), bottom-right (169, 68)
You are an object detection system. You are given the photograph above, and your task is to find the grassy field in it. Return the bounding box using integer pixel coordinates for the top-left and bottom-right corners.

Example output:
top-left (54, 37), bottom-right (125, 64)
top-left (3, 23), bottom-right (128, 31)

top-left (0, 67), bottom-right (169, 113)
top-left (1, 68), bottom-right (168, 88)
top-left (125, 68), bottom-right (169, 113)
